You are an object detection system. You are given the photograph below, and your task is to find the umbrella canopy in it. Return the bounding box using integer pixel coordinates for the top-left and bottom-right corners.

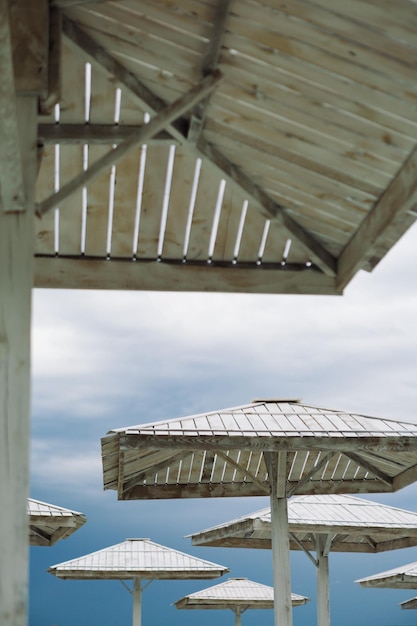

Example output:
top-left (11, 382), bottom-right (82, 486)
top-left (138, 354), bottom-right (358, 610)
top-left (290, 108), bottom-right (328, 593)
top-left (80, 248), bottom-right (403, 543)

top-left (190, 494), bottom-right (417, 553)
top-left (174, 577), bottom-right (309, 626)
top-left (189, 494), bottom-right (417, 626)
top-left (356, 561), bottom-right (417, 589)
top-left (28, 498), bottom-right (86, 547)
top-left (101, 398), bottom-right (417, 626)
top-left (48, 538), bottom-right (228, 626)
top-left (400, 597), bottom-right (417, 610)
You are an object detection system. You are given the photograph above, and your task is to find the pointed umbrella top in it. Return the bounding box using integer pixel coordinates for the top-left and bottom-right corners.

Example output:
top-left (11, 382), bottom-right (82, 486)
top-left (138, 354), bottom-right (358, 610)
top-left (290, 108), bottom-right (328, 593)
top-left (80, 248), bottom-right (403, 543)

top-left (48, 538), bottom-right (229, 580)
top-left (174, 577), bottom-right (309, 609)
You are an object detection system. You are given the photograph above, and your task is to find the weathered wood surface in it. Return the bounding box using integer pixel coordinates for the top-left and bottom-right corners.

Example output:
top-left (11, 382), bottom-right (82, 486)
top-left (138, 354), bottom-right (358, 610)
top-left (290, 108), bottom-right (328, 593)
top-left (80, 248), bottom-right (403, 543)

top-left (0, 96), bottom-right (37, 626)
top-left (33, 0), bottom-right (417, 291)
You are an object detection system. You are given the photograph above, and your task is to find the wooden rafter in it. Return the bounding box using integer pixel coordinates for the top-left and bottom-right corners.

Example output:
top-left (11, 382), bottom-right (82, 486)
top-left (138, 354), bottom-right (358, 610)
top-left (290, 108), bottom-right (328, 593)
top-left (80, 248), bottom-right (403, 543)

top-left (337, 143), bottom-right (417, 290)
top-left (38, 123), bottom-right (175, 145)
top-left (36, 69), bottom-right (223, 216)
top-left (343, 452), bottom-right (394, 487)
top-left (61, 17), bottom-right (337, 277)
top-left (0, 0), bottom-right (25, 212)
top-left (33, 256), bottom-right (338, 295)
top-left (188, 0), bottom-right (234, 143)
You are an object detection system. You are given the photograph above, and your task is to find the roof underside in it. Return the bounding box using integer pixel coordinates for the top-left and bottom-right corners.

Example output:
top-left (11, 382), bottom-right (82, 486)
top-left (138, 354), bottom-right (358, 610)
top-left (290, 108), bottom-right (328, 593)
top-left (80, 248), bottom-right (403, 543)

top-left (31, 0), bottom-right (417, 295)
top-left (28, 497), bottom-right (87, 547)
top-left (189, 494), bottom-right (417, 553)
top-left (101, 400), bottom-right (417, 500)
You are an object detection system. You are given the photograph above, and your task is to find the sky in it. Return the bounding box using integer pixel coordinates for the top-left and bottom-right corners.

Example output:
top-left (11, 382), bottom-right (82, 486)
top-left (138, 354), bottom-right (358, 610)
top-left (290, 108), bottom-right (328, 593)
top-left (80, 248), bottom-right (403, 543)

top-left (29, 221), bottom-right (417, 626)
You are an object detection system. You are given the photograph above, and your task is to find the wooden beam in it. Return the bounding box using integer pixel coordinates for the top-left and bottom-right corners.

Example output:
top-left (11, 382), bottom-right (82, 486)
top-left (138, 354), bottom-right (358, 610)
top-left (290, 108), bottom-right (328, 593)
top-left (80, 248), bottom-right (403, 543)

top-left (39, 7), bottom-right (62, 115)
top-left (0, 0), bottom-right (25, 212)
top-left (337, 144), bottom-right (417, 290)
top-left (121, 452), bottom-right (189, 498)
top-left (33, 257), bottom-right (339, 295)
top-left (62, 18), bottom-right (337, 278)
top-left (188, 0), bottom-right (234, 143)
top-left (38, 123), bottom-right (176, 145)
top-left (36, 70), bottom-right (223, 217)
top-left (62, 16), bottom-right (188, 139)
top-left (393, 461), bottom-right (417, 492)
top-left (9, 0), bottom-right (49, 95)
top-left (0, 96), bottom-right (38, 626)
top-left (343, 452), bottom-right (394, 487)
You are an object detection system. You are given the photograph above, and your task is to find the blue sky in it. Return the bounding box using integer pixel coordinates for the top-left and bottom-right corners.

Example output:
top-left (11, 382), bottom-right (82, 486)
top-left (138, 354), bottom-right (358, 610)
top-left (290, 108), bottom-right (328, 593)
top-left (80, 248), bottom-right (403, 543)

top-left (29, 223), bottom-right (417, 626)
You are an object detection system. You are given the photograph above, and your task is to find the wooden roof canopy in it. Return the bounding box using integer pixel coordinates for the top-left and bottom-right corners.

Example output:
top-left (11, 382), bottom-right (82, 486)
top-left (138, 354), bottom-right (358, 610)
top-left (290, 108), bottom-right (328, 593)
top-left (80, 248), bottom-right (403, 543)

top-left (102, 399), bottom-right (417, 501)
top-left (29, 0), bottom-right (417, 295)
top-left (189, 494), bottom-right (417, 554)
top-left (28, 498), bottom-right (87, 547)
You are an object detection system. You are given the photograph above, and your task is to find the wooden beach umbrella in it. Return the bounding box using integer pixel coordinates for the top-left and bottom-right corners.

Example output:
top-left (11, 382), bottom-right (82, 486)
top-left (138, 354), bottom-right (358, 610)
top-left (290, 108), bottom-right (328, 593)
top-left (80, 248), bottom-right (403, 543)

top-left (5, 1), bottom-right (417, 624)
top-left (189, 493), bottom-right (417, 626)
top-left (101, 398), bottom-right (417, 626)
top-left (356, 560), bottom-right (417, 589)
top-left (174, 577), bottom-right (309, 626)
top-left (28, 498), bottom-right (86, 547)
top-left (48, 537), bottom-right (228, 626)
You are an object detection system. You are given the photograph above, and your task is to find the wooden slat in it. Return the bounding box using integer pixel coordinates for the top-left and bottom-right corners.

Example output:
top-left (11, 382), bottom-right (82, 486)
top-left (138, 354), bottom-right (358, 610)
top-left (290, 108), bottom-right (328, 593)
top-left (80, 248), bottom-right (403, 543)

top-left (135, 144), bottom-right (170, 258)
top-left (84, 66), bottom-right (115, 256)
top-left (211, 183), bottom-right (248, 261)
top-left (186, 161), bottom-right (222, 261)
top-left (161, 148), bottom-right (197, 259)
top-left (56, 40), bottom-right (86, 255)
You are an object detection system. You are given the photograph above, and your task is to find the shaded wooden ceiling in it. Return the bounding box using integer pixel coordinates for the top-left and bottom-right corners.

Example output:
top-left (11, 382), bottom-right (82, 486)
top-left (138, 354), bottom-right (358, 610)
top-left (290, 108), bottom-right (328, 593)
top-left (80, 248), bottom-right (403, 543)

top-left (31, 0), bottom-right (417, 294)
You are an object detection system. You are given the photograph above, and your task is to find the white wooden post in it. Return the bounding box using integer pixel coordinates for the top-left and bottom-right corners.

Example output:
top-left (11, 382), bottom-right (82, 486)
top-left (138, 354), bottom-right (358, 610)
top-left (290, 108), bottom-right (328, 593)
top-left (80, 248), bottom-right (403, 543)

top-left (0, 95), bottom-right (37, 626)
top-left (132, 578), bottom-right (142, 626)
top-left (266, 452), bottom-right (293, 626)
top-left (316, 534), bottom-right (331, 626)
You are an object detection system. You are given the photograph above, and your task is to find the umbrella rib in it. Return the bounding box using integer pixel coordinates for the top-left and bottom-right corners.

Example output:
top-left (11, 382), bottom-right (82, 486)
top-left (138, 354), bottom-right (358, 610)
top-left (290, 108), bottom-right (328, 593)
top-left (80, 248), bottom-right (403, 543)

top-left (289, 532), bottom-right (318, 568)
top-left (214, 450), bottom-right (269, 494)
top-left (287, 451), bottom-right (335, 498)
top-left (343, 452), bottom-right (394, 486)
top-left (121, 451), bottom-right (188, 497)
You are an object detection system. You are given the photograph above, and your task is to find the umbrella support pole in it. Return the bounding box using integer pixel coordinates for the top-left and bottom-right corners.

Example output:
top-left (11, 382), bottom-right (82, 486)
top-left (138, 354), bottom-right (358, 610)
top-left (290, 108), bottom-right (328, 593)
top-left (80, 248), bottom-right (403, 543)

top-left (133, 578), bottom-right (142, 626)
top-left (316, 535), bottom-right (331, 626)
top-left (266, 452), bottom-right (293, 626)
top-left (235, 607), bottom-right (242, 626)
top-left (0, 94), bottom-right (38, 626)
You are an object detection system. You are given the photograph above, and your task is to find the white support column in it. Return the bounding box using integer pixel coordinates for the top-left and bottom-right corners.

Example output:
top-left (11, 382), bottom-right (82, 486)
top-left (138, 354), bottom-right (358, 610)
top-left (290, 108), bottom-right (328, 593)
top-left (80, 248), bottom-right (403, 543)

top-left (132, 578), bottom-right (142, 626)
top-left (266, 451), bottom-right (292, 626)
top-left (235, 607), bottom-right (242, 626)
top-left (0, 95), bottom-right (38, 626)
top-left (316, 535), bottom-right (331, 626)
